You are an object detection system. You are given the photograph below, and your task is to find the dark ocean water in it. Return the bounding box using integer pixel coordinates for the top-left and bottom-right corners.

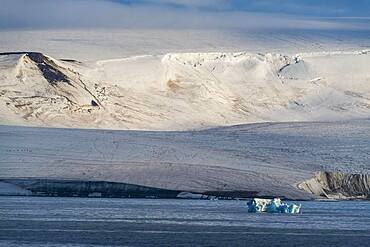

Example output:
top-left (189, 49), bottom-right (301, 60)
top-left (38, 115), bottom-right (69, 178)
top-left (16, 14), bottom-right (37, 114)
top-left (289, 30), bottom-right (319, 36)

top-left (0, 196), bottom-right (370, 246)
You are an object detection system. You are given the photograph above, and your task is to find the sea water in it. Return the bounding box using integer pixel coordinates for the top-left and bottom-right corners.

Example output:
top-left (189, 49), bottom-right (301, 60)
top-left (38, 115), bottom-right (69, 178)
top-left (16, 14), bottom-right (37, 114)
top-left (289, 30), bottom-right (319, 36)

top-left (0, 196), bottom-right (369, 246)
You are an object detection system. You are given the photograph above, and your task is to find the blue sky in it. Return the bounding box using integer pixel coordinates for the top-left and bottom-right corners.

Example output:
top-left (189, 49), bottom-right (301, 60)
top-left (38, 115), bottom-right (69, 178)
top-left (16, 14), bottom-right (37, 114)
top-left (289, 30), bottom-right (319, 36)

top-left (112, 0), bottom-right (370, 17)
top-left (0, 0), bottom-right (369, 30)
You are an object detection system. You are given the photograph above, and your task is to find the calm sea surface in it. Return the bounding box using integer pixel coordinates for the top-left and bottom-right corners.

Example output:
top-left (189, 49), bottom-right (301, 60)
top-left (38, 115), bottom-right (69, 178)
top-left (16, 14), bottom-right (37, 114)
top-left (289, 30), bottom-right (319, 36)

top-left (0, 196), bottom-right (370, 246)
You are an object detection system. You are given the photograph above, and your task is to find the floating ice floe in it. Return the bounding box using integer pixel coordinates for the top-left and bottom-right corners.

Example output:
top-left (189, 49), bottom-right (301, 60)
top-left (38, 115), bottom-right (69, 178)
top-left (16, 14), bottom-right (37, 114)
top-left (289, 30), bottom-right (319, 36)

top-left (247, 198), bottom-right (301, 214)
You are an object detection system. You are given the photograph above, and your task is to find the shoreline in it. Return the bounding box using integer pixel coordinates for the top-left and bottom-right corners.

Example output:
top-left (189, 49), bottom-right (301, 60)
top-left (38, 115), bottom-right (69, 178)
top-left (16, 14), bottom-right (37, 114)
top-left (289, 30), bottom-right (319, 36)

top-left (0, 178), bottom-right (285, 201)
top-left (1, 178), bottom-right (369, 201)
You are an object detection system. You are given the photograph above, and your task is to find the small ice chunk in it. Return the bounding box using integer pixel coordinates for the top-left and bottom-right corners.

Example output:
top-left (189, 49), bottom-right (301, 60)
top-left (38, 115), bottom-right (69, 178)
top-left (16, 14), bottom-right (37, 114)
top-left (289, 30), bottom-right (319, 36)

top-left (247, 198), bottom-right (301, 214)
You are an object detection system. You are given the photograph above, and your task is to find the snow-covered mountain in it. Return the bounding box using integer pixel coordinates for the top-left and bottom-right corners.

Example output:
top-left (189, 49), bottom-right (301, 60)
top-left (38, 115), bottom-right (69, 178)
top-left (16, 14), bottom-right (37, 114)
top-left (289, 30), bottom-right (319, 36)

top-left (0, 50), bottom-right (369, 130)
top-left (1, 29), bottom-right (370, 200)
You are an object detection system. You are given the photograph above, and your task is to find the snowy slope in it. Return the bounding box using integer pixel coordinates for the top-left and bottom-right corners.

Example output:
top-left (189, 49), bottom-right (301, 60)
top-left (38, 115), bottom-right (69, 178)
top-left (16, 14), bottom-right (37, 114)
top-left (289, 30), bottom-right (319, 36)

top-left (1, 121), bottom-right (369, 199)
top-left (0, 50), bottom-right (370, 130)
top-left (1, 29), bottom-right (369, 62)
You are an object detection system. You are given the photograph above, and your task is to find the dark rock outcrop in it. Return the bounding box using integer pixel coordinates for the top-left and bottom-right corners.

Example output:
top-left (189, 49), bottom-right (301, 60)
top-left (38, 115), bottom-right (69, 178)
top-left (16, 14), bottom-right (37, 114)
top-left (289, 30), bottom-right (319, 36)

top-left (298, 171), bottom-right (370, 200)
top-left (26, 52), bottom-right (72, 86)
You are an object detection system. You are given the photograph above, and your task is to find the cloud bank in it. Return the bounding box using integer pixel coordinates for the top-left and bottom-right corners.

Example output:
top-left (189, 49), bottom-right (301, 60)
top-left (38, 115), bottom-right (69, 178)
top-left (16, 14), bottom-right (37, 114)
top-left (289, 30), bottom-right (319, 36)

top-left (0, 0), bottom-right (368, 30)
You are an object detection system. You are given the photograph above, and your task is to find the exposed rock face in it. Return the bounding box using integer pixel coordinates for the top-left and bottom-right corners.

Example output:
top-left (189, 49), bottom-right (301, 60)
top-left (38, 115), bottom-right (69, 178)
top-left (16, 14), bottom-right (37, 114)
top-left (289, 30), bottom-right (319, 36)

top-left (298, 171), bottom-right (370, 200)
top-left (26, 52), bottom-right (72, 86)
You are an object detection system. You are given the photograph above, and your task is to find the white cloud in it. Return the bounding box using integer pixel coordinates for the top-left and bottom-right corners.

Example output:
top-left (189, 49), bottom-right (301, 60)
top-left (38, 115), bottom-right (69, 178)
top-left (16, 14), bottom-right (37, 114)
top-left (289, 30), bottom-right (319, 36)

top-left (0, 0), bottom-right (365, 30)
top-left (143, 0), bottom-right (228, 8)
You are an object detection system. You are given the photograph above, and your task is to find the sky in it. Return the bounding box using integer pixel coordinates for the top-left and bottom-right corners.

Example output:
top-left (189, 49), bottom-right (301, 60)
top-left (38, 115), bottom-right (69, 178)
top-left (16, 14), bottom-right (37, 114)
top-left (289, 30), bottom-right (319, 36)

top-left (0, 0), bottom-right (369, 30)
top-left (113, 0), bottom-right (370, 17)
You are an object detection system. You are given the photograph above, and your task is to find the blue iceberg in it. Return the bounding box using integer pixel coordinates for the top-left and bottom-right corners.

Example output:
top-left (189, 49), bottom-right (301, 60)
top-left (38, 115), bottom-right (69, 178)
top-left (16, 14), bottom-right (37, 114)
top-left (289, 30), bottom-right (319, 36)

top-left (247, 198), bottom-right (301, 214)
